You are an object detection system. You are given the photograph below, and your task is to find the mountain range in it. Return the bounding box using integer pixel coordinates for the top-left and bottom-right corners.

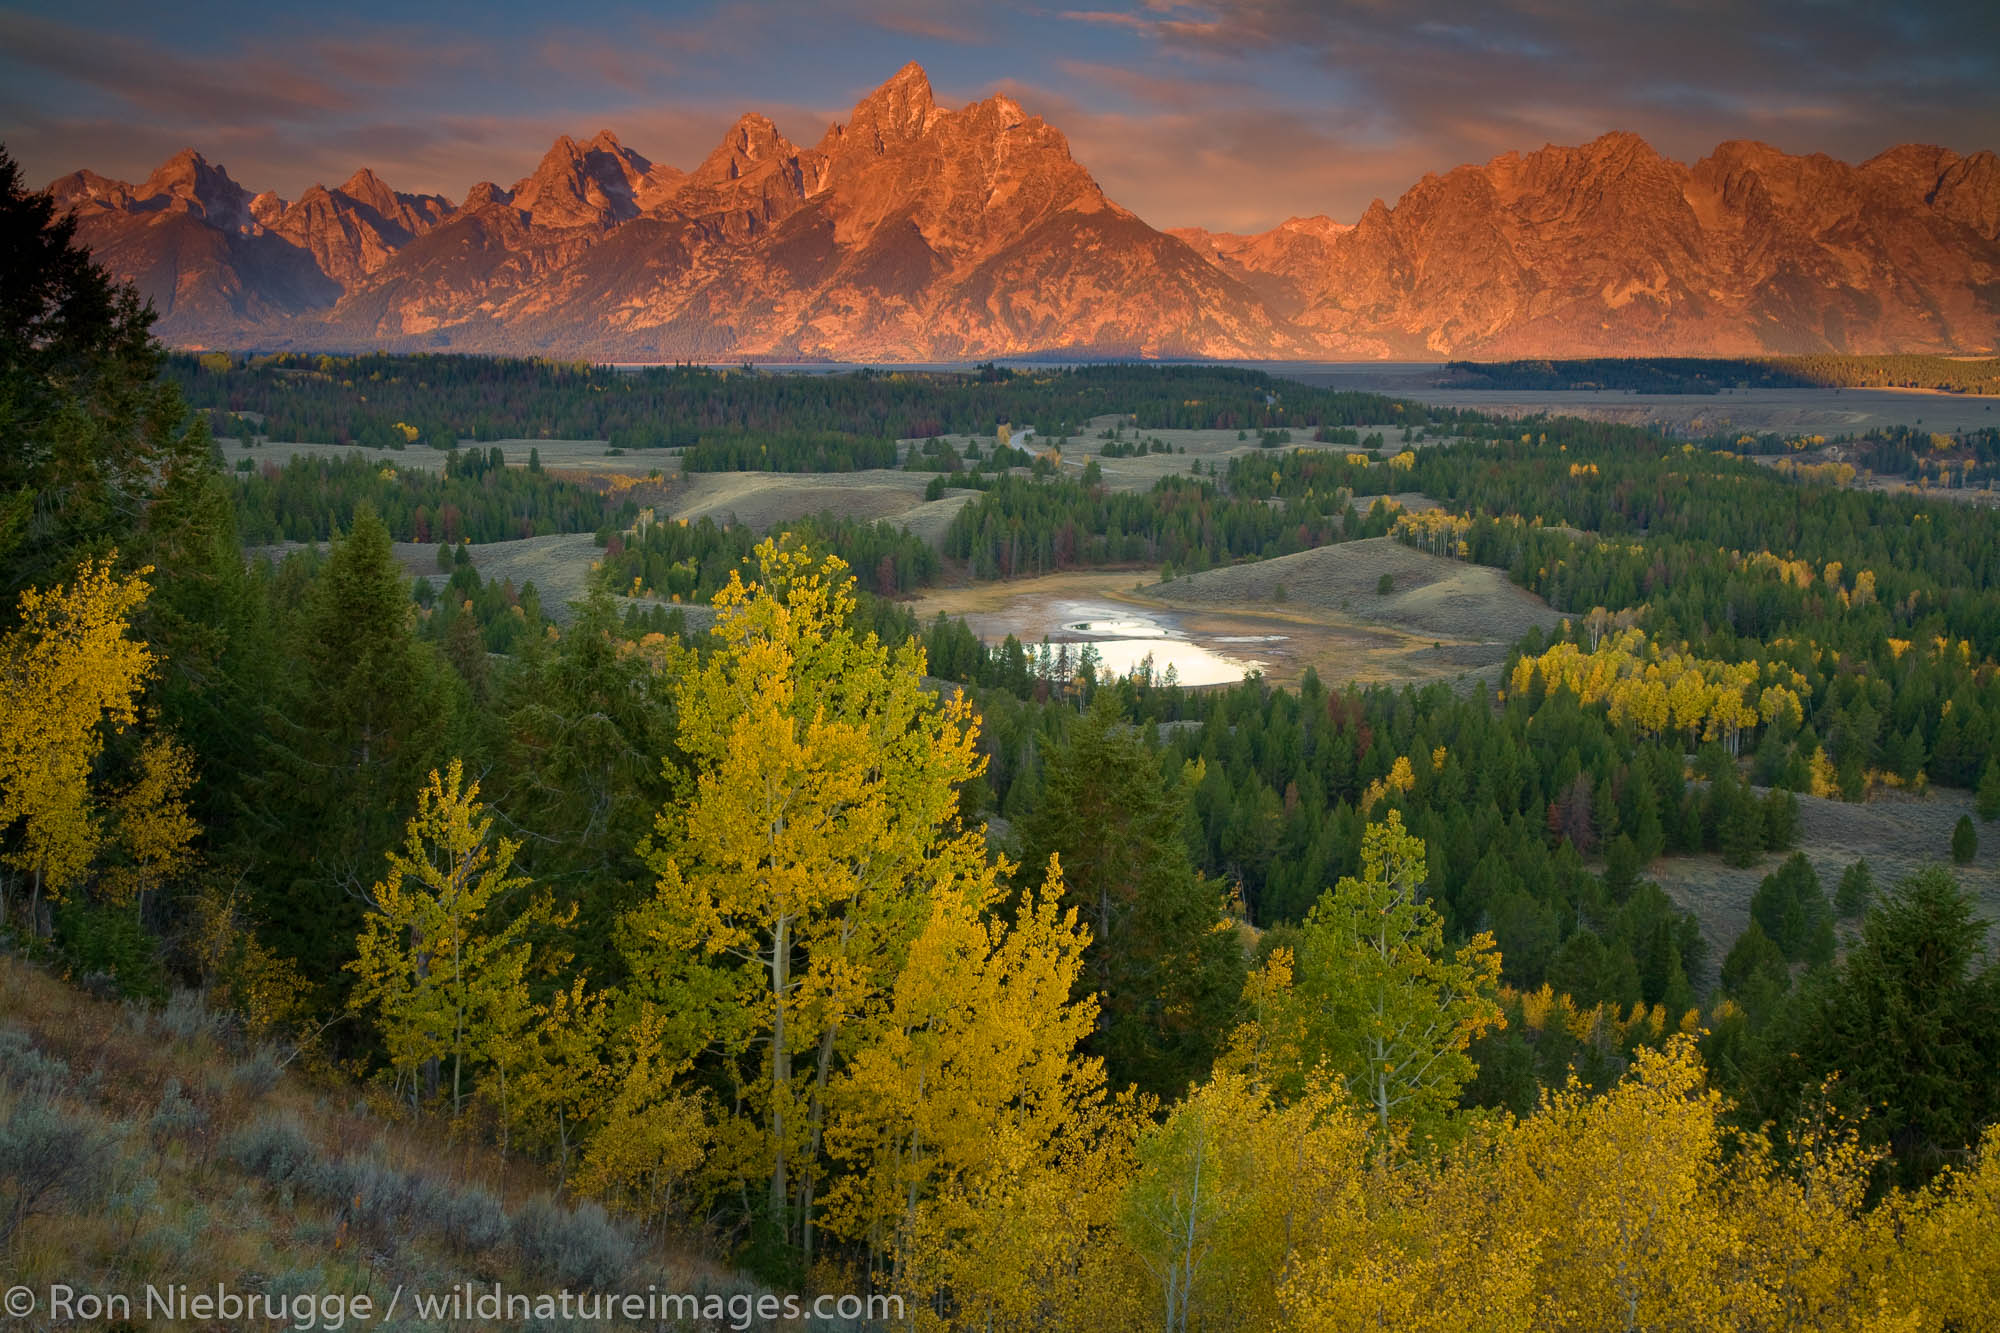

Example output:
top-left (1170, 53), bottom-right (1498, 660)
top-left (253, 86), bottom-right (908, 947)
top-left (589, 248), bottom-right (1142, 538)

top-left (45, 63), bottom-right (2000, 360)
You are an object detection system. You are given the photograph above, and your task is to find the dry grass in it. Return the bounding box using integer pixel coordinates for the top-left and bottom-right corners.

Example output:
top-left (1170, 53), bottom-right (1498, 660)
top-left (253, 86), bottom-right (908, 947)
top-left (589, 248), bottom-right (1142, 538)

top-left (0, 955), bottom-right (754, 1328)
top-left (1648, 787), bottom-right (2000, 985)
top-left (665, 468), bottom-right (935, 530)
top-left (222, 436), bottom-right (685, 478)
top-left (1148, 538), bottom-right (1563, 647)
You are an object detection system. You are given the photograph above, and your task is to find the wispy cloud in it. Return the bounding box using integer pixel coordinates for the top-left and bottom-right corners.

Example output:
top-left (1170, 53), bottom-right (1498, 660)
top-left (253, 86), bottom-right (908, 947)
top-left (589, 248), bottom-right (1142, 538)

top-left (0, 11), bottom-right (358, 122)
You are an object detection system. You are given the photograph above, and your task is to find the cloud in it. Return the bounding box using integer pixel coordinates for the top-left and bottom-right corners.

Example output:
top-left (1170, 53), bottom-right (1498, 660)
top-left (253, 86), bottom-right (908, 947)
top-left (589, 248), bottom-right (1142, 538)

top-left (991, 75), bottom-right (1421, 230)
top-left (0, 11), bottom-right (358, 122)
top-left (535, 24), bottom-right (705, 94)
top-left (855, 0), bottom-right (990, 43)
top-left (1057, 0), bottom-right (2000, 166)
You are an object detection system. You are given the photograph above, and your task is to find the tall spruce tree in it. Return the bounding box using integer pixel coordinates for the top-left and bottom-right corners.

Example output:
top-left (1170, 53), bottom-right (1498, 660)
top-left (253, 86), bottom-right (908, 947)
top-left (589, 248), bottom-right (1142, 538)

top-left (254, 507), bottom-right (459, 984)
top-left (1015, 691), bottom-right (1246, 1100)
top-left (1747, 867), bottom-right (2000, 1184)
top-left (0, 145), bottom-right (204, 608)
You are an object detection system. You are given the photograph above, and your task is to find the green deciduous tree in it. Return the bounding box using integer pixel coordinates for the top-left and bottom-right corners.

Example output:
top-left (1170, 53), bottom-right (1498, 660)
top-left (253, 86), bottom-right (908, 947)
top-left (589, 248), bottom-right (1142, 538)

top-left (348, 759), bottom-right (565, 1116)
top-left (1232, 812), bottom-right (1505, 1135)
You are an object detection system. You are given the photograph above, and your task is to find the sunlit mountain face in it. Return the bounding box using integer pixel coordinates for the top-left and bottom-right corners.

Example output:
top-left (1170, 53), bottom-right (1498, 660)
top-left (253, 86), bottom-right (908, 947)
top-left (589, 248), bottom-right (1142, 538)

top-left (37, 61), bottom-right (2000, 360)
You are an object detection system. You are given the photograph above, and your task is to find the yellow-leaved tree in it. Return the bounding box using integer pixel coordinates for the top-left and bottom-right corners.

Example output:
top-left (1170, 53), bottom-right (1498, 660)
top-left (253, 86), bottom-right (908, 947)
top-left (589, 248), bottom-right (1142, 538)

top-left (898, 1090), bottom-right (1139, 1332)
top-left (822, 869), bottom-right (1103, 1273)
top-left (503, 977), bottom-right (613, 1184)
top-left (620, 539), bottom-right (1007, 1262)
top-left (0, 557), bottom-right (154, 931)
top-left (1480, 1037), bottom-right (1747, 1331)
top-left (572, 1008), bottom-right (712, 1241)
top-left (100, 732), bottom-right (199, 909)
top-left (348, 759), bottom-right (568, 1116)
top-left (1120, 1070), bottom-right (1376, 1333)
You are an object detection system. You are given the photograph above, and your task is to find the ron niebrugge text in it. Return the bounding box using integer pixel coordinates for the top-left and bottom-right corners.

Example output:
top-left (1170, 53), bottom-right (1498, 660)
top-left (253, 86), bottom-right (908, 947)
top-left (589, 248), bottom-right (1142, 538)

top-left (13, 1282), bottom-right (904, 1329)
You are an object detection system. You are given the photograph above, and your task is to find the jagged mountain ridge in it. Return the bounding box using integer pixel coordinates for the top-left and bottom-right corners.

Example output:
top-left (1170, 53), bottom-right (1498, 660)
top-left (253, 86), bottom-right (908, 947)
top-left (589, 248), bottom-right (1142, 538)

top-left (46, 64), bottom-right (2000, 358)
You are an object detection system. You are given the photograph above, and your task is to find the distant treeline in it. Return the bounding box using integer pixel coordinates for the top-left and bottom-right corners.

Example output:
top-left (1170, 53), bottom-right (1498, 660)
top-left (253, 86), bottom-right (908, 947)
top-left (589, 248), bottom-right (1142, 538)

top-left (169, 352), bottom-right (1432, 450)
top-left (1843, 424), bottom-right (2000, 488)
top-left (596, 513), bottom-right (940, 599)
top-left (1445, 356), bottom-right (2000, 395)
top-left (679, 429), bottom-right (897, 473)
top-left (232, 447), bottom-right (634, 545)
top-left (941, 470), bottom-right (1370, 579)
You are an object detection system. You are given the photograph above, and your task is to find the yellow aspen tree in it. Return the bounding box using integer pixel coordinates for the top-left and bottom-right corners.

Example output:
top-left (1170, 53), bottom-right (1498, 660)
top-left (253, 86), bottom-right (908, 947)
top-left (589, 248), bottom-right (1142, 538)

top-left (1668, 669), bottom-right (1710, 741)
top-left (347, 759), bottom-right (564, 1116)
top-left (504, 978), bottom-right (612, 1185)
top-left (1493, 1038), bottom-right (1740, 1331)
top-left (574, 1009), bottom-right (712, 1238)
top-left (1278, 1119), bottom-right (1541, 1333)
top-left (0, 557), bottom-right (153, 928)
top-left (186, 877), bottom-right (315, 1042)
top-left (1219, 946), bottom-right (1310, 1085)
top-left (101, 732), bottom-right (199, 908)
top-left (821, 867), bottom-right (1102, 1269)
top-left (1886, 1126), bottom-right (2000, 1326)
top-left (1724, 1098), bottom-right (1885, 1332)
top-left (622, 539), bottom-right (987, 1259)
top-left (901, 1107), bottom-right (1141, 1333)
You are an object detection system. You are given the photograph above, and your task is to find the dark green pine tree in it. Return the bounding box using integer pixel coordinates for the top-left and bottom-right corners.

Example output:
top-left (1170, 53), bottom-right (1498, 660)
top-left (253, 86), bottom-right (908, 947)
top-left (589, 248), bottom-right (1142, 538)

top-left (1748, 867), bottom-right (2000, 1185)
top-left (1951, 815), bottom-right (1978, 866)
top-left (251, 506), bottom-right (463, 986)
top-left (1719, 784), bottom-right (1768, 868)
top-left (495, 592), bottom-right (678, 981)
top-left (0, 144), bottom-right (189, 607)
top-left (1835, 859), bottom-right (1875, 919)
top-left (1761, 787), bottom-right (1800, 851)
top-left (1718, 920), bottom-right (1791, 1024)
top-left (1750, 852), bottom-right (1834, 965)
top-left (1978, 759), bottom-right (2000, 823)
top-left (1015, 691), bottom-right (1247, 1100)
top-left (135, 458), bottom-right (280, 833)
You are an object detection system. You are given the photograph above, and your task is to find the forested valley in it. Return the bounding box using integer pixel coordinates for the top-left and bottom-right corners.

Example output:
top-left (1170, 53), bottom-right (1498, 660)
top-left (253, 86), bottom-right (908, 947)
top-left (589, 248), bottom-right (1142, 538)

top-left (5, 150), bottom-right (2000, 1330)
top-left (1444, 354), bottom-right (2000, 395)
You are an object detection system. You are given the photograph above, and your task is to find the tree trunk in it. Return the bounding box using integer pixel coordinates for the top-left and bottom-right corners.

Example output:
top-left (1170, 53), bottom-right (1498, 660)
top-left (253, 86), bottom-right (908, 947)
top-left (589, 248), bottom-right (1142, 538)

top-left (801, 1022), bottom-right (838, 1267)
top-left (768, 914), bottom-right (792, 1238)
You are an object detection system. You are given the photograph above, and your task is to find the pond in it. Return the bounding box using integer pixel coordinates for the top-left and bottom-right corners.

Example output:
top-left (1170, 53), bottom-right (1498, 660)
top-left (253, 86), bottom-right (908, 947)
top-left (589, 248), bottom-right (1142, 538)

top-left (1006, 600), bottom-right (1273, 687)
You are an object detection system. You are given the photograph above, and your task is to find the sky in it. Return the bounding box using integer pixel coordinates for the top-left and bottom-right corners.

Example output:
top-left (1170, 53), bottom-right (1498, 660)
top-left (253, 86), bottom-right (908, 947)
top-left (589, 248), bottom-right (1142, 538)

top-left (4, 0), bottom-right (1996, 233)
